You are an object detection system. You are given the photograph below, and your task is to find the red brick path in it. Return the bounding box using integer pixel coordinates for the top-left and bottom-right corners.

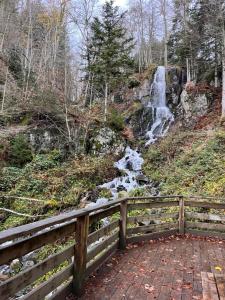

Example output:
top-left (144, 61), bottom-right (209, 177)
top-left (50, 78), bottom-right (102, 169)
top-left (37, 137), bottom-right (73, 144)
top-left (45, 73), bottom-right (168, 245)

top-left (70, 235), bottom-right (225, 300)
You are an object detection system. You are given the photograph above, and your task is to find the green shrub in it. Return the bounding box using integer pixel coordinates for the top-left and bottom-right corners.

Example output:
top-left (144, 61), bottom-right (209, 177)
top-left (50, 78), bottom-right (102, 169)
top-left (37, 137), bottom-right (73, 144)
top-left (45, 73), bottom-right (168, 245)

top-left (8, 135), bottom-right (33, 167)
top-left (0, 167), bottom-right (22, 191)
top-left (107, 109), bottom-right (125, 131)
top-left (128, 78), bottom-right (140, 89)
top-left (25, 150), bottom-right (62, 172)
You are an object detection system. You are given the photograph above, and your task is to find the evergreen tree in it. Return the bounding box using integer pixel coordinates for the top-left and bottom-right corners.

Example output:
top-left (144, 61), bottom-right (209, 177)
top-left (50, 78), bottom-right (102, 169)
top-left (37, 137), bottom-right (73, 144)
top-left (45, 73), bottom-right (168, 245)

top-left (88, 0), bottom-right (134, 119)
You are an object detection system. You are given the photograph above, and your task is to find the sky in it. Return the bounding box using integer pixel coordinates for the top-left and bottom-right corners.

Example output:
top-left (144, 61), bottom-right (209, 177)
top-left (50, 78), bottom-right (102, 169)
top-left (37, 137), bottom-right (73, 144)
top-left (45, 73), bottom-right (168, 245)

top-left (114, 0), bottom-right (127, 7)
top-left (100, 0), bottom-right (127, 8)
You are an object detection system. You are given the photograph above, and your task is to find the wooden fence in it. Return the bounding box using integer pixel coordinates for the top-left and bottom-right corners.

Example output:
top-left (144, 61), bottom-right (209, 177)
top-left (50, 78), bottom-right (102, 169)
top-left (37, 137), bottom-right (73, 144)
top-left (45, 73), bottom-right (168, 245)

top-left (1, 195), bottom-right (225, 299)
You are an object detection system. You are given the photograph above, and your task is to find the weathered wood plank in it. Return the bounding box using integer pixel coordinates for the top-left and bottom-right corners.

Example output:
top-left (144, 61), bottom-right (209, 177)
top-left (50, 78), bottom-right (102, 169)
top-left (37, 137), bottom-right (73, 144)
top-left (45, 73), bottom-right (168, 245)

top-left (127, 223), bottom-right (178, 235)
top-left (85, 241), bottom-right (118, 278)
top-left (87, 231), bottom-right (119, 262)
top-left (215, 274), bottom-right (225, 300)
top-left (0, 245), bottom-right (74, 300)
top-left (0, 198), bottom-right (122, 244)
top-left (48, 279), bottom-right (73, 300)
top-left (0, 196), bottom-right (183, 245)
top-left (88, 220), bottom-right (119, 246)
top-left (185, 212), bottom-right (225, 222)
top-left (186, 229), bottom-right (225, 239)
top-left (128, 201), bottom-right (179, 211)
top-left (73, 214), bottom-right (89, 296)
top-left (0, 221), bottom-right (75, 265)
top-left (127, 213), bottom-right (179, 224)
top-left (127, 229), bottom-right (178, 243)
top-left (201, 272), bottom-right (219, 300)
top-left (89, 205), bottom-right (120, 223)
top-left (185, 201), bottom-right (225, 209)
top-left (119, 200), bottom-right (127, 250)
top-left (22, 263), bottom-right (73, 300)
top-left (179, 197), bottom-right (185, 234)
top-left (186, 222), bottom-right (225, 232)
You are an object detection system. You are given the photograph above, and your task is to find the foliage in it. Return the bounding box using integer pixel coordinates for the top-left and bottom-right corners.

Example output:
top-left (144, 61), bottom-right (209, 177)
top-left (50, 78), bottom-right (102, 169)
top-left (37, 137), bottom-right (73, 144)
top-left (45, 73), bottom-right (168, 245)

top-left (107, 109), bottom-right (125, 131)
top-left (87, 0), bottom-right (134, 98)
top-left (8, 135), bottom-right (33, 168)
top-left (0, 150), bottom-right (118, 229)
top-left (143, 129), bottom-right (225, 197)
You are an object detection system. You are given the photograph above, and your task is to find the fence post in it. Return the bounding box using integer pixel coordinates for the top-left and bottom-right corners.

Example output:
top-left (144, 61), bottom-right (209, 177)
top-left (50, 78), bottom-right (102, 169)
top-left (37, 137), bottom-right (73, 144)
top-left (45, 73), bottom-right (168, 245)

top-left (73, 213), bottom-right (89, 296)
top-left (119, 199), bottom-right (127, 250)
top-left (179, 196), bottom-right (185, 235)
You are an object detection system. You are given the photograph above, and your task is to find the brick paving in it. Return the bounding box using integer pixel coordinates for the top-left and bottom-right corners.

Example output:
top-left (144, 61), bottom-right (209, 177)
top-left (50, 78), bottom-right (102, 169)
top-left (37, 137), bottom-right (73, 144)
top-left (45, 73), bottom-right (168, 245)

top-left (71, 235), bottom-right (225, 300)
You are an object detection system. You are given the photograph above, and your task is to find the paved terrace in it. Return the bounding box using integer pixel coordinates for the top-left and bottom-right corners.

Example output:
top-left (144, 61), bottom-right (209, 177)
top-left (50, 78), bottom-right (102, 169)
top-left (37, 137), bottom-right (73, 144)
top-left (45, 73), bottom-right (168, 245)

top-left (69, 235), bottom-right (225, 300)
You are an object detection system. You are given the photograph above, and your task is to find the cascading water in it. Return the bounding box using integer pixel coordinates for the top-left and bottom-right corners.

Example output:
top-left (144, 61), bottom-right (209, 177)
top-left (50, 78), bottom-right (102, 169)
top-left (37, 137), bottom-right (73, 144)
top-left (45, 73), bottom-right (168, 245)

top-left (93, 66), bottom-right (174, 205)
top-left (145, 66), bottom-right (174, 145)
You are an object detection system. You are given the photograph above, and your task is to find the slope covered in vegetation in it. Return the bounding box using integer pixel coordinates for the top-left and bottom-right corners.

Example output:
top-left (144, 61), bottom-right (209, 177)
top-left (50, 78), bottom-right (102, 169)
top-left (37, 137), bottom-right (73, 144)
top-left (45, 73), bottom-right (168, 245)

top-left (143, 103), bottom-right (225, 197)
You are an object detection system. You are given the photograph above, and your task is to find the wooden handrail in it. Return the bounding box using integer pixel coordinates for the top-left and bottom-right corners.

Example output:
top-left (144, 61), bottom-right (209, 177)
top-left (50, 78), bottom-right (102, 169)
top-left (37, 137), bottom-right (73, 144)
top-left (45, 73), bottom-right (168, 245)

top-left (1, 195), bottom-right (225, 299)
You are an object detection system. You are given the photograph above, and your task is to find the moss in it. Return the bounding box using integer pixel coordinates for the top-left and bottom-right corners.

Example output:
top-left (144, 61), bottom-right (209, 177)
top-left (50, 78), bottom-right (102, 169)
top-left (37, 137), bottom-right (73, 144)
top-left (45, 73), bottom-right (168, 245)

top-left (0, 215), bottom-right (28, 230)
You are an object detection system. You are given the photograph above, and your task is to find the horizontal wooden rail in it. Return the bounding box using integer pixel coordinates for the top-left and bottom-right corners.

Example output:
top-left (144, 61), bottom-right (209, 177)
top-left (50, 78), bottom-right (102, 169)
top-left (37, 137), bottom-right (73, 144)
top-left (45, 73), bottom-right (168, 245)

top-left (0, 245), bottom-right (74, 300)
top-left (1, 195), bottom-right (225, 299)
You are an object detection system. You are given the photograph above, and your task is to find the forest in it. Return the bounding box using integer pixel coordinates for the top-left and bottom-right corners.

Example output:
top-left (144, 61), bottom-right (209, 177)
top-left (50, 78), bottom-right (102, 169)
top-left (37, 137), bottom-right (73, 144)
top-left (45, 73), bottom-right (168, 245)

top-left (1, 1), bottom-right (225, 299)
top-left (0, 0), bottom-right (225, 228)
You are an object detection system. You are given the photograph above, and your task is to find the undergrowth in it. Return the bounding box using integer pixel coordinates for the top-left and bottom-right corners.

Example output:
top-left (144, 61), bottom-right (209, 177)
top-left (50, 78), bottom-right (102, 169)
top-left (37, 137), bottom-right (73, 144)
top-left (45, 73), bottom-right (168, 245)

top-left (143, 129), bottom-right (225, 197)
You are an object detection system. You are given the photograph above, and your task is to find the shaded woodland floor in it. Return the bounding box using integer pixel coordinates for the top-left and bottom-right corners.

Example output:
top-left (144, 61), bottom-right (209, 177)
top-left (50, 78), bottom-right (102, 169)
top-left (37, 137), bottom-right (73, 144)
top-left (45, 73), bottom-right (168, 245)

top-left (69, 235), bottom-right (225, 300)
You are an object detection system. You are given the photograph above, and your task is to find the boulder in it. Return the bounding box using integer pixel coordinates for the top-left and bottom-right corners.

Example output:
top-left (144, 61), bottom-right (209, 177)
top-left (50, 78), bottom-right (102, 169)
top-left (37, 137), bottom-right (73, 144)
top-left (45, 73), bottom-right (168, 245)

top-left (136, 174), bottom-right (149, 185)
top-left (180, 89), bottom-right (213, 126)
top-left (90, 127), bottom-right (124, 155)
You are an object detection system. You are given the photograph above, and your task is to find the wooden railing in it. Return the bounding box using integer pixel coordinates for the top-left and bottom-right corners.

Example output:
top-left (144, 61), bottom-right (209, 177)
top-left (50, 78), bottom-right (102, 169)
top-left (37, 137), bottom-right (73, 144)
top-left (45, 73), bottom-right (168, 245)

top-left (1, 195), bottom-right (225, 299)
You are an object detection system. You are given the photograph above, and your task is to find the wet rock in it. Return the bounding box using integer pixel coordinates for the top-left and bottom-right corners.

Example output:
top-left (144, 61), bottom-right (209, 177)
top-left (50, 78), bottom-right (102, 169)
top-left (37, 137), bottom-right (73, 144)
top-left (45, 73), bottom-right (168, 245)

top-left (166, 66), bottom-right (186, 110)
top-left (128, 105), bottom-right (154, 138)
top-left (22, 260), bottom-right (35, 271)
top-left (117, 185), bottom-right (126, 192)
top-left (22, 251), bottom-right (37, 263)
top-left (136, 175), bottom-right (149, 184)
top-left (126, 161), bottom-right (133, 171)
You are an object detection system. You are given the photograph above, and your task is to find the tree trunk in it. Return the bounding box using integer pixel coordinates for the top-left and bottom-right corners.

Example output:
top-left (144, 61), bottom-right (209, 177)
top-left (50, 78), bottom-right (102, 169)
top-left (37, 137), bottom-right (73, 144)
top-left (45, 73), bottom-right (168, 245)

top-left (186, 58), bottom-right (191, 82)
top-left (222, 21), bottom-right (225, 118)
top-left (215, 40), bottom-right (219, 88)
top-left (162, 0), bottom-right (168, 69)
top-left (104, 81), bottom-right (108, 122)
top-left (1, 67), bottom-right (9, 113)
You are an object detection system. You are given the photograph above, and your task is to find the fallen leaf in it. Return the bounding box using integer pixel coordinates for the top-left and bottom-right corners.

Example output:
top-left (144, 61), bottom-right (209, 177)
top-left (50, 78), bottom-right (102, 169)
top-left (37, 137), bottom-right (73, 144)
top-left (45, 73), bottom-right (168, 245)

top-left (144, 284), bottom-right (155, 293)
top-left (215, 266), bottom-right (222, 272)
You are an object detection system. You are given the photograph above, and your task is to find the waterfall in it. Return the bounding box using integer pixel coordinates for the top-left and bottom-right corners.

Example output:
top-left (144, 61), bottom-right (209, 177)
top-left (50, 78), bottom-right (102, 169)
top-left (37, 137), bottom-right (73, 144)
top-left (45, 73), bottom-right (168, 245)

top-left (92, 66), bottom-right (174, 205)
top-left (145, 66), bottom-right (174, 145)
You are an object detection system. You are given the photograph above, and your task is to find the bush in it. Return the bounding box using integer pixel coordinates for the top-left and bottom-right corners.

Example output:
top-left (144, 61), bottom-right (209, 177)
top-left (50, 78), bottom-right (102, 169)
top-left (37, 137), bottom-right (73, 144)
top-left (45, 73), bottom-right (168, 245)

top-left (8, 135), bottom-right (33, 167)
top-left (0, 167), bottom-right (22, 191)
top-left (107, 109), bottom-right (125, 132)
top-left (25, 150), bottom-right (62, 172)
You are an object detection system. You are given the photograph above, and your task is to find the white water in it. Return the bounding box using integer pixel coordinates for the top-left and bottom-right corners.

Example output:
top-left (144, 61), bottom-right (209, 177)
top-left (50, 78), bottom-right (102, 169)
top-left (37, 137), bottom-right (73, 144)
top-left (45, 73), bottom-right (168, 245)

top-left (99, 147), bottom-right (144, 199)
top-left (93, 66), bottom-right (174, 203)
top-left (145, 66), bottom-right (174, 145)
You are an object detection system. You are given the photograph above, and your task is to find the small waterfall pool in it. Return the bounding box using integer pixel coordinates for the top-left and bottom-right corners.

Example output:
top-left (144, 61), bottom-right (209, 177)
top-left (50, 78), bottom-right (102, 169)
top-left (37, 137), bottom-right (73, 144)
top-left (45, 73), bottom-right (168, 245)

top-left (91, 66), bottom-right (174, 207)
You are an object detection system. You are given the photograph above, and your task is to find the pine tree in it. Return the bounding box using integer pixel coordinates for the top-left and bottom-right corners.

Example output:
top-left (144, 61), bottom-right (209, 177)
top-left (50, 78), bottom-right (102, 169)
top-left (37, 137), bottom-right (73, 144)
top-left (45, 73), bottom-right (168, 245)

top-left (88, 0), bottom-right (134, 119)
